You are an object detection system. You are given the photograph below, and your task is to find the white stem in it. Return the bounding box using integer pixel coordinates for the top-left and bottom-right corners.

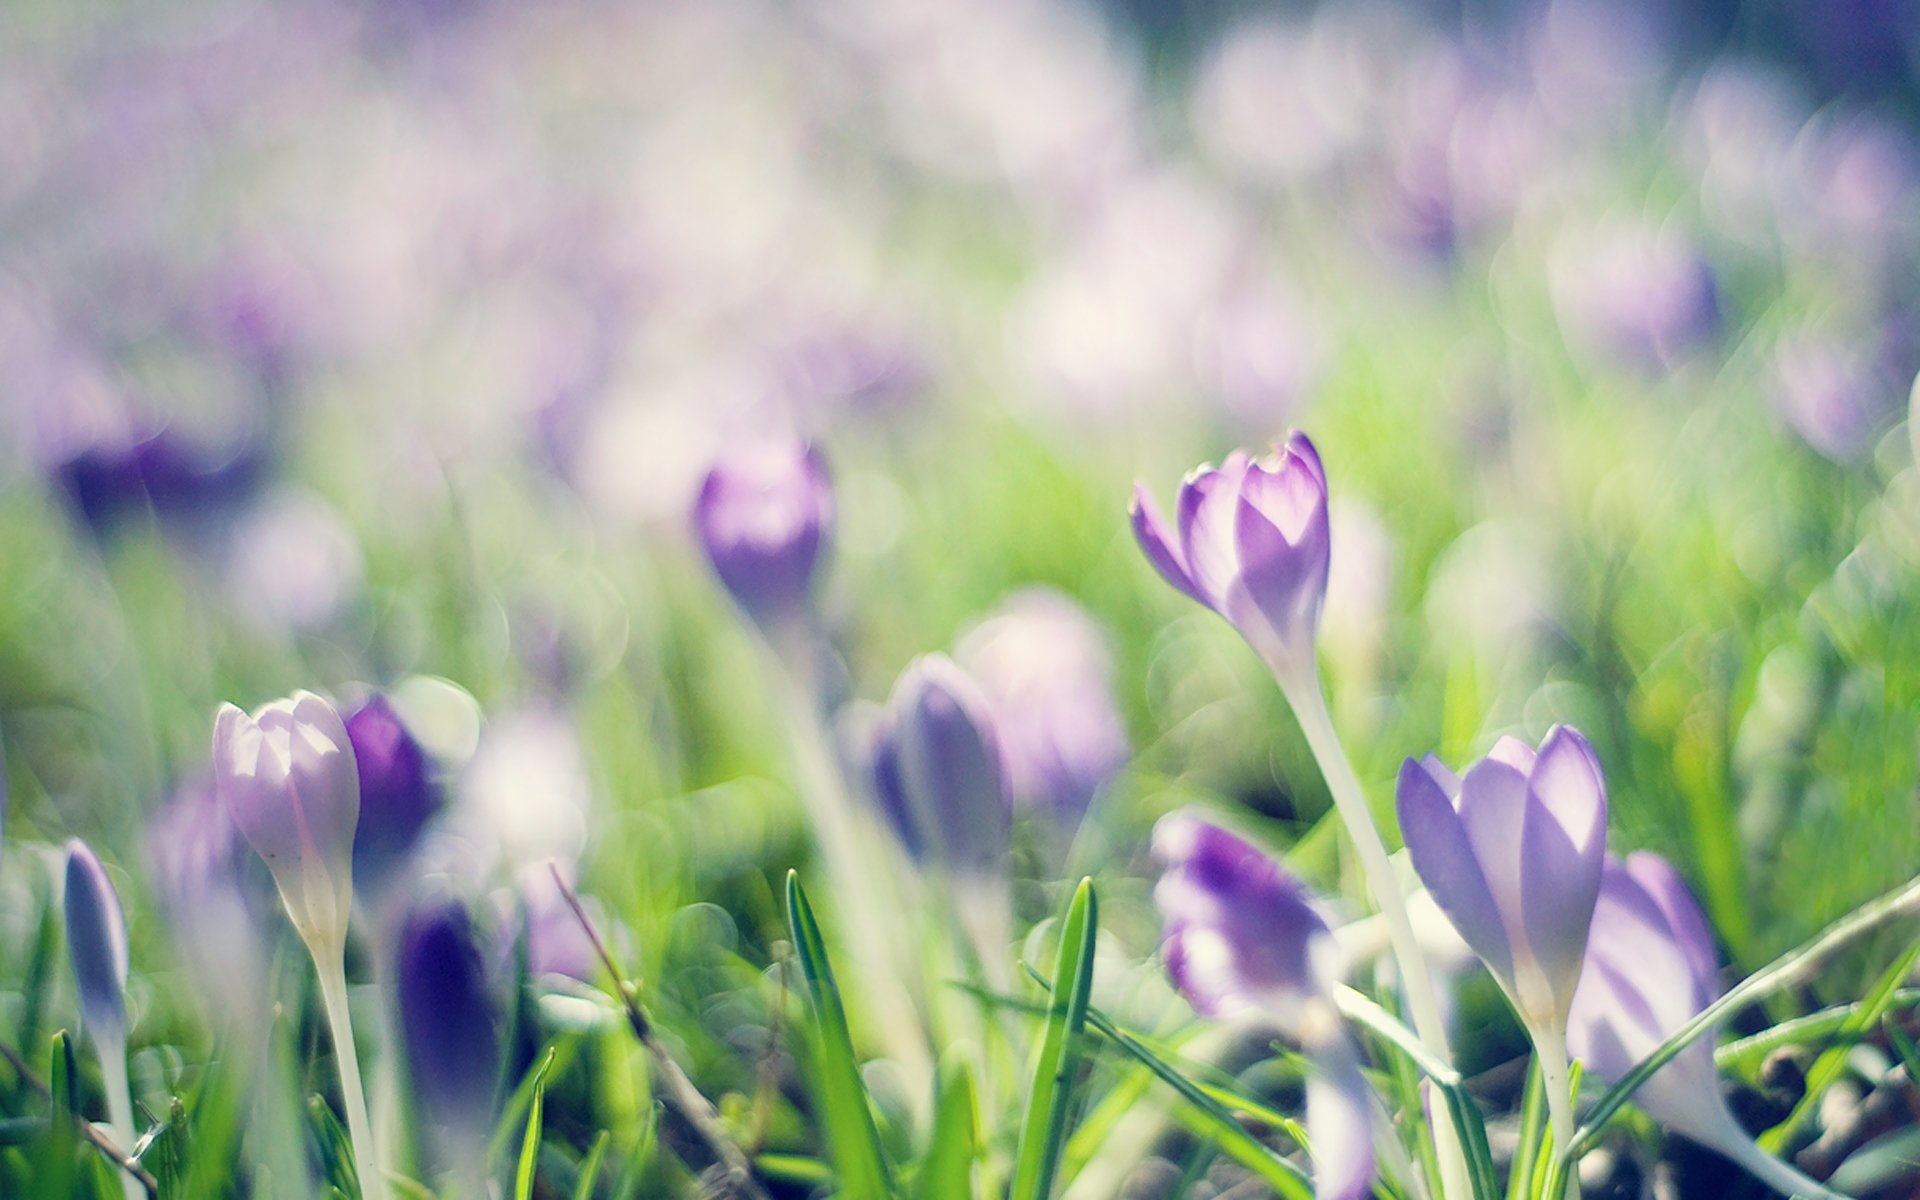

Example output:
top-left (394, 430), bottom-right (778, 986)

top-left (312, 941), bottom-right (387, 1200)
top-left (1280, 669), bottom-right (1471, 1200)
top-left (1722, 1126), bottom-right (1851, 1200)
top-left (1533, 1021), bottom-right (1582, 1200)
top-left (94, 1025), bottom-right (141, 1200)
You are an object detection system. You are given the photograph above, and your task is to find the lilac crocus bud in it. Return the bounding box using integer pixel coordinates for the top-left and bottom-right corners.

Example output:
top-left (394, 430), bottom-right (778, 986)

top-left (955, 588), bottom-right (1129, 825)
top-left (344, 696), bottom-right (441, 900)
top-left (64, 839), bottom-right (129, 1037)
top-left (693, 441), bottom-right (832, 624)
top-left (1130, 432), bottom-right (1330, 678)
top-left (1567, 854), bottom-right (1842, 1198)
top-left (212, 691), bottom-right (361, 949)
top-left (1395, 726), bottom-right (1607, 1033)
top-left (397, 897), bottom-right (503, 1151)
top-left (869, 655), bottom-right (1011, 878)
top-left (1152, 814), bottom-right (1373, 1200)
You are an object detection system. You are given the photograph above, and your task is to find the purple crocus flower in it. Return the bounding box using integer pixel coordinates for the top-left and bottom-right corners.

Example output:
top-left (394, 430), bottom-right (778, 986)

top-left (1130, 432), bottom-right (1330, 679)
top-left (1152, 813), bottom-right (1372, 1200)
top-left (1567, 854), bottom-right (1842, 1198)
top-left (65, 839), bottom-right (129, 1038)
top-left (344, 695), bottom-right (441, 900)
top-left (1395, 727), bottom-right (1607, 1033)
top-left (869, 655), bottom-right (1011, 878)
top-left (53, 425), bottom-right (266, 535)
top-left (146, 779), bottom-right (273, 1030)
top-left (693, 441), bottom-right (832, 625)
top-left (212, 691), bottom-right (361, 948)
top-left (1549, 222), bottom-right (1720, 372)
top-left (954, 588), bottom-right (1128, 826)
top-left (397, 896), bottom-right (503, 1150)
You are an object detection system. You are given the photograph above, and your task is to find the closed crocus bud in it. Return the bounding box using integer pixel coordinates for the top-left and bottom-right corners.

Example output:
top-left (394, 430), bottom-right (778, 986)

top-left (65, 839), bottom-right (129, 1037)
top-left (955, 588), bottom-right (1129, 825)
top-left (693, 441), bottom-right (831, 624)
top-left (344, 696), bottom-right (441, 899)
top-left (1568, 854), bottom-right (1844, 1198)
top-left (212, 691), bottom-right (360, 949)
top-left (1151, 814), bottom-right (1373, 1200)
top-left (1130, 432), bottom-right (1330, 678)
top-left (397, 897), bottom-right (503, 1150)
top-left (869, 655), bottom-right (1011, 878)
top-left (1395, 726), bottom-right (1607, 1033)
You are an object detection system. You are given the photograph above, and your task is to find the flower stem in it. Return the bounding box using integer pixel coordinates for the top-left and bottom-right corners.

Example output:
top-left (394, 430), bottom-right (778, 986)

top-left (95, 1026), bottom-right (142, 1200)
top-left (1281, 668), bottom-right (1471, 1200)
top-left (1533, 1022), bottom-right (1582, 1200)
top-left (312, 942), bottom-right (385, 1200)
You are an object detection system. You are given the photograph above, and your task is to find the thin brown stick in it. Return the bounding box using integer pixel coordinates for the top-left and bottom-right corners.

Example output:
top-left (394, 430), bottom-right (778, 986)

top-left (547, 863), bottom-right (773, 1200)
top-left (0, 1036), bottom-right (160, 1194)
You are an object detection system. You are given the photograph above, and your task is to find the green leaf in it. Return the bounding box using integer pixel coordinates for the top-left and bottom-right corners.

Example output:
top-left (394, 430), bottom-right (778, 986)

top-left (308, 1094), bottom-right (359, 1199)
top-left (1505, 1059), bottom-right (1546, 1200)
top-left (1009, 877), bottom-right (1098, 1200)
top-left (573, 1130), bottom-right (611, 1200)
top-left (785, 870), bottom-right (892, 1200)
top-left (38, 1030), bottom-right (79, 1199)
top-left (917, 1053), bottom-right (977, 1200)
top-left (516, 1048), bottom-right (558, 1200)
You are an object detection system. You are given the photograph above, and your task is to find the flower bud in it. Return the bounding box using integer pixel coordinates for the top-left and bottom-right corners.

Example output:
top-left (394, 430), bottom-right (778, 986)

top-left (1396, 726), bottom-right (1607, 1032)
top-left (344, 695), bottom-right (441, 899)
top-left (397, 896), bottom-right (503, 1147)
top-left (869, 655), bottom-right (1011, 878)
top-left (1151, 813), bottom-right (1372, 1200)
top-left (212, 690), bottom-right (361, 948)
top-left (64, 839), bottom-right (129, 1037)
top-left (1130, 432), bottom-right (1330, 676)
top-left (694, 442), bottom-right (831, 623)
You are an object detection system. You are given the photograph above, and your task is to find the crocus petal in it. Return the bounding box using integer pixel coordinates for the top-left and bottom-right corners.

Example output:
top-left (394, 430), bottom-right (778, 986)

top-left (1177, 465), bottom-right (1240, 610)
top-left (1526, 726), bottom-right (1607, 854)
top-left (1129, 484), bottom-right (1203, 604)
top-left (64, 839), bottom-right (129, 1035)
top-left (1517, 805), bottom-right (1604, 1016)
top-left (1455, 758), bottom-right (1531, 942)
top-left (1623, 851), bottom-right (1718, 1005)
top-left (1231, 461), bottom-right (1328, 657)
top-left (215, 703), bottom-right (304, 869)
top-left (1396, 758), bottom-right (1514, 981)
top-left (1303, 1023), bottom-right (1375, 1200)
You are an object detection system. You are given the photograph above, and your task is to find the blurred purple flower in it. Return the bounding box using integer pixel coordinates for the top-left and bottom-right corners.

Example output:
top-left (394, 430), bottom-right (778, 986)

top-left (397, 896), bottom-right (503, 1145)
top-left (1550, 222), bottom-right (1720, 371)
top-left (212, 691), bottom-right (361, 948)
top-left (53, 426), bottom-right (266, 535)
top-left (1152, 813), bottom-right (1372, 1200)
top-left (870, 654), bottom-right (1011, 877)
top-left (345, 695), bottom-right (442, 900)
top-left (1130, 432), bottom-right (1330, 678)
top-left (955, 588), bottom-right (1128, 825)
top-left (694, 441), bottom-right (832, 625)
top-left (65, 839), bottom-right (130, 1037)
top-left (147, 779), bottom-right (274, 1028)
top-left (1396, 727), bottom-right (1607, 1032)
top-left (1568, 854), bottom-right (1840, 1197)
top-left (1772, 332), bottom-right (1895, 462)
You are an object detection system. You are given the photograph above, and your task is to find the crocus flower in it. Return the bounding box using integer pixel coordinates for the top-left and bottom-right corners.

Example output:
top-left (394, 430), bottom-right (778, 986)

top-left (1152, 813), bottom-right (1373, 1200)
top-left (954, 588), bottom-right (1129, 826)
top-left (213, 691), bottom-right (361, 949)
top-left (65, 839), bottom-right (141, 1200)
top-left (146, 779), bottom-right (273, 1030)
top-left (1130, 432), bottom-right (1330, 679)
top-left (1395, 726), bottom-right (1607, 1033)
top-left (1567, 854), bottom-right (1844, 1198)
top-left (868, 654), bottom-right (1011, 879)
top-left (397, 897), bottom-right (503, 1156)
top-left (693, 441), bottom-right (832, 625)
top-left (344, 695), bottom-right (441, 900)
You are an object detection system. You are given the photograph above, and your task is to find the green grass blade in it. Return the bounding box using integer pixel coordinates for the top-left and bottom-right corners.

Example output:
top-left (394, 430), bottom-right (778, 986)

top-left (573, 1130), bottom-right (611, 1200)
top-left (1333, 985), bottom-right (1460, 1086)
top-left (785, 870), bottom-right (892, 1200)
top-left (308, 1094), bottom-right (359, 1198)
top-left (1506, 1058), bottom-right (1546, 1200)
top-left (1567, 872), bottom-right (1920, 1161)
top-left (39, 1030), bottom-right (79, 1198)
top-left (917, 1053), bottom-right (978, 1200)
top-left (516, 1048), bottom-right (557, 1200)
top-left (1009, 878), bottom-right (1098, 1200)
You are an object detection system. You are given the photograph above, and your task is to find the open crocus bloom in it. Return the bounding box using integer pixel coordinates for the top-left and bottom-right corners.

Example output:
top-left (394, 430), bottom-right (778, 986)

top-left (1396, 726), bottom-right (1607, 1032)
top-left (1567, 853), bottom-right (1845, 1199)
top-left (1130, 432), bottom-right (1330, 677)
top-left (1152, 812), bottom-right (1373, 1200)
top-left (213, 691), bottom-right (361, 949)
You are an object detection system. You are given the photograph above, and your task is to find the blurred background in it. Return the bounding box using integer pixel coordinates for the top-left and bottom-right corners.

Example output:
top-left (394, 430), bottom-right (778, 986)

top-left (1, 0), bottom-right (1919, 1191)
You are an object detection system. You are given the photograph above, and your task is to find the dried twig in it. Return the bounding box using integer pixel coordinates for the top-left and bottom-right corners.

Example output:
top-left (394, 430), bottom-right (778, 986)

top-left (0, 1036), bottom-right (161, 1194)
